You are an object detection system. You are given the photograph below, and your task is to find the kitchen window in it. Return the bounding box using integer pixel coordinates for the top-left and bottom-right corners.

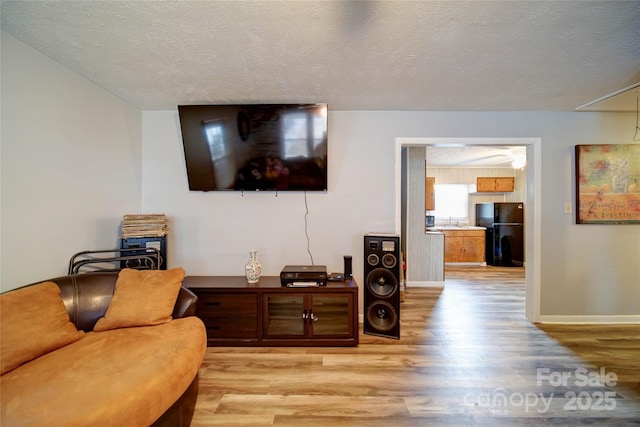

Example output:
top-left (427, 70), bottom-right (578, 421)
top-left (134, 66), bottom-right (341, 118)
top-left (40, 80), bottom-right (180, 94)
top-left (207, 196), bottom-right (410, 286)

top-left (433, 184), bottom-right (470, 223)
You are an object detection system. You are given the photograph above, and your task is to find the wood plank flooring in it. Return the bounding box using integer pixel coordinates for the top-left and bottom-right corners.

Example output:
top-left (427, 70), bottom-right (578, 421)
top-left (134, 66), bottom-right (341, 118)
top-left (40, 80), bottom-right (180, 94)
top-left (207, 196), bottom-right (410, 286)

top-left (192, 266), bottom-right (640, 426)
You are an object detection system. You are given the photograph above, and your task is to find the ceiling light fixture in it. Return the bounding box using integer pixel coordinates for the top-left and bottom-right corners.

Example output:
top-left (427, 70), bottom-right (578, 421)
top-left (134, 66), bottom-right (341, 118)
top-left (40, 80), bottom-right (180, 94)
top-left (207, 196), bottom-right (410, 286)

top-left (512, 155), bottom-right (526, 169)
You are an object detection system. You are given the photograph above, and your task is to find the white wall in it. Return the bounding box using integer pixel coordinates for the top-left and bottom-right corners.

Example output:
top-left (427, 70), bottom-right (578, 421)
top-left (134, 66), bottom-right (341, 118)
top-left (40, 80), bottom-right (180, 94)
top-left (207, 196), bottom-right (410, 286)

top-left (1, 33), bottom-right (142, 291)
top-left (140, 111), bottom-right (383, 285)
top-left (2, 30), bottom-right (637, 318)
top-left (143, 110), bottom-right (639, 318)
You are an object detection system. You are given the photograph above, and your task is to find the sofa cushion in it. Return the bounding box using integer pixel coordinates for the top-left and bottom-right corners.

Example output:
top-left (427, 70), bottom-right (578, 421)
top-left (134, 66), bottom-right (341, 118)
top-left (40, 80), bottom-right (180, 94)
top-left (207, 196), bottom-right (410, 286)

top-left (0, 281), bottom-right (84, 375)
top-left (94, 267), bottom-right (185, 331)
top-left (1, 316), bottom-right (207, 427)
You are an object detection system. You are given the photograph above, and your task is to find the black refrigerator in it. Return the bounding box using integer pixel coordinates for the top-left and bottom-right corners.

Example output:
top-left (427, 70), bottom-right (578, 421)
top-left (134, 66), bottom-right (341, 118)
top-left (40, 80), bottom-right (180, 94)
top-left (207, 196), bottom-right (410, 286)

top-left (475, 202), bottom-right (524, 267)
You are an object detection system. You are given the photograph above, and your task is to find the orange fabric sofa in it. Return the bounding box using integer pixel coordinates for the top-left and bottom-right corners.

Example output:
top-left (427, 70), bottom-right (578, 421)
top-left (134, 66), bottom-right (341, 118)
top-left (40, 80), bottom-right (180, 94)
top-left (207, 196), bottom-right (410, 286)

top-left (0, 269), bottom-right (207, 427)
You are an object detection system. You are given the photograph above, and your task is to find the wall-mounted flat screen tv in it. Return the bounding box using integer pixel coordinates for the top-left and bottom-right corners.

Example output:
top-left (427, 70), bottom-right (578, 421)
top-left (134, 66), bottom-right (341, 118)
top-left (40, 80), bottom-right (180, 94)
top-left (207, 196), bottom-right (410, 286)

top-left (178, 104), bottom-right (328, 192)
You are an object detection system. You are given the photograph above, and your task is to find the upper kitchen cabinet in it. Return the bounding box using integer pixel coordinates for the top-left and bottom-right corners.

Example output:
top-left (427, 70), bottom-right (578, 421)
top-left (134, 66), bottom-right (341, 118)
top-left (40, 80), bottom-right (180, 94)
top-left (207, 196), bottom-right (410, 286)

top-left (425, 177), bottom-right (435, 210)
top-left (476, 177), bottom-right (515, 193)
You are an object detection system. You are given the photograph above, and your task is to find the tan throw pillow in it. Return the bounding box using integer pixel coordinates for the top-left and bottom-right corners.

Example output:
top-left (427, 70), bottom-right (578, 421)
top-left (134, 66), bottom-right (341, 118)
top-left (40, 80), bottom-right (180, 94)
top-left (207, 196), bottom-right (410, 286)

top-left (93, 268), bottom-right (185, 332)
top-left (1, 281), bottom-right (85, 375)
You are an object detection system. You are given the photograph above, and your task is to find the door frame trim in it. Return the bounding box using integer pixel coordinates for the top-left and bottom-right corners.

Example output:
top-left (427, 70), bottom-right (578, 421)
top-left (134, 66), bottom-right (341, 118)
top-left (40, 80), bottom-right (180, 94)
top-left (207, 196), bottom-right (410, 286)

top-left (395, 137), bottom-right (541, 322)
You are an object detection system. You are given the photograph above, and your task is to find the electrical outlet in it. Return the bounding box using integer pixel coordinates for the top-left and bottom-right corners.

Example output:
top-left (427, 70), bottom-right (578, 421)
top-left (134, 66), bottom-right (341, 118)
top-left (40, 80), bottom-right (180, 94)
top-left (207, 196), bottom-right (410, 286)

top-left (564, 202), bottom-right (573, 214)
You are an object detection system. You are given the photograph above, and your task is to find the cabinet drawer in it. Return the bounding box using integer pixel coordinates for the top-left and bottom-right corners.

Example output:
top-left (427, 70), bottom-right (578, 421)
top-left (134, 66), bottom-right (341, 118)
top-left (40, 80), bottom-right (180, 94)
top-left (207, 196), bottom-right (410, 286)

top-left (199, 315), bottom-right (257, 339)
top-left (442, 230), bottom-right (485, 237)
top-left (195, 293), bottom-right (257, 316)
top-left (462, 230), bottom-right (485, 238)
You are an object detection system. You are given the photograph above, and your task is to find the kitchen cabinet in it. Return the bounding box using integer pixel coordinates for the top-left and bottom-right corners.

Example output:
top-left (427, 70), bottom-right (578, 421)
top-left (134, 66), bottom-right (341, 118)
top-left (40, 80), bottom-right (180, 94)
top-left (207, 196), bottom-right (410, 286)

top-left (476, 177), bottom-right (515, 192)
top-left (425, 177), bottom-right (435, 210)
top-left (442, 229), bottom-right (486, 263)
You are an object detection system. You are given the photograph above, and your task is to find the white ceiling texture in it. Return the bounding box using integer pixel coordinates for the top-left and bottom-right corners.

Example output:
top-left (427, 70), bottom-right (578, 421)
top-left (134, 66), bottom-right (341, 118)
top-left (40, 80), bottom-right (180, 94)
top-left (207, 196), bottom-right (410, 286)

top-left (2, 0), bottom-right (639, 166)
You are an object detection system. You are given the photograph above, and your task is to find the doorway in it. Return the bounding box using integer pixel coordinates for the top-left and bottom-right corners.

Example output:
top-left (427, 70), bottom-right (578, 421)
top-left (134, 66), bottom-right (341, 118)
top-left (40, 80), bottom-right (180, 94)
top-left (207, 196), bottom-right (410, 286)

top-left (395, 137), bottom-right (541, 322)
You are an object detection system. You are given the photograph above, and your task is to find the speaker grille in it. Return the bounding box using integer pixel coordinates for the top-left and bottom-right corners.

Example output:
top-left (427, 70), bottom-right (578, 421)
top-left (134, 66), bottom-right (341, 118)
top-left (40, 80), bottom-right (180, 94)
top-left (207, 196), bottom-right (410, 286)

top-left (366, 268), bottom-right (398, 298)
top-left (382, 253), bottom-right (397, 268)
top-left (366, 301), bottom-right (398, 332)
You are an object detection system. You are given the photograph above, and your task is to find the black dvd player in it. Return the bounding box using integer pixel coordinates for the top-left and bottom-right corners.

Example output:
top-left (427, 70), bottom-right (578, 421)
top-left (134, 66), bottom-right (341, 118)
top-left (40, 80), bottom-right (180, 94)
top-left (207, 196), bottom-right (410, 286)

top-left (280, 265), bottom-right (327, 287)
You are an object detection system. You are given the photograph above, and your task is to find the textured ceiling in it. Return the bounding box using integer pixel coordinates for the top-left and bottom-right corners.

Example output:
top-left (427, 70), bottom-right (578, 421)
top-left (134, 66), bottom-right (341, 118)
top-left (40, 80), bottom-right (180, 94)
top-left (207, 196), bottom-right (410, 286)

top-left (1, 0), bottom-right (639, 111)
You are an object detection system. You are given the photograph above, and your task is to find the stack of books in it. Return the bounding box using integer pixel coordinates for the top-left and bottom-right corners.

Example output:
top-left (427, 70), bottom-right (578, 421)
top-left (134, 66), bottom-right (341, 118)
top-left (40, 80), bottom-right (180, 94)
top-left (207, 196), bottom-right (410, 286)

top-left (121, 214), bottom-right (168, 238)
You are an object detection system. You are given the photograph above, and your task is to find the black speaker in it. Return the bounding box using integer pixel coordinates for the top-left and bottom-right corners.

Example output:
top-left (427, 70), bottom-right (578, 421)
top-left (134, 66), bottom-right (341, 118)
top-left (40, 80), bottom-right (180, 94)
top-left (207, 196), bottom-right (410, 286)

top-left (344, 255), bottom-right (353, 280)
top-left (364, 234), bottom-right (400, 339)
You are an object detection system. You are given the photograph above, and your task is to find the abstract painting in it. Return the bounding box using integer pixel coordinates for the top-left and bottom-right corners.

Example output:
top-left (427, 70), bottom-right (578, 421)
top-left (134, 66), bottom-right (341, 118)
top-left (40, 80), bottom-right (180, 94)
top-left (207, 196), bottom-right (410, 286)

top-left (575, 144), bottom-right (640, 224)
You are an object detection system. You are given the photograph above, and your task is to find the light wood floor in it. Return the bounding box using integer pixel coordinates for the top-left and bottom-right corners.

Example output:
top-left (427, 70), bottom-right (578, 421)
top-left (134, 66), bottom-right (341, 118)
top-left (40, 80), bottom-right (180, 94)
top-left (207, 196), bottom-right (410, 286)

top-left (192, 266), bottom-right (640, 426)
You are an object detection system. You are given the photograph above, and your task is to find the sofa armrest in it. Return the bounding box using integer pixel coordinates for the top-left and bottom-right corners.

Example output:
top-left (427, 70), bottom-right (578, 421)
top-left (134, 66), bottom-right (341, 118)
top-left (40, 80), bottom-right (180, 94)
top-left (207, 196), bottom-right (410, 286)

top-left (172, 287), bottom-right (198, 319)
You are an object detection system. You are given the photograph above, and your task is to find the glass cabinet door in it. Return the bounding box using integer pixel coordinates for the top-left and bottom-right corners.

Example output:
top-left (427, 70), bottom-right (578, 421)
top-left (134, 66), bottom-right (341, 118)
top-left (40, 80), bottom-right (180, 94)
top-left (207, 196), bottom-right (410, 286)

top-left (264, 295), bottom-right (305, 337)
top-left (309, 294), bottom-right (352, 337)
top-left (264, 293), bottom-right (354, 339)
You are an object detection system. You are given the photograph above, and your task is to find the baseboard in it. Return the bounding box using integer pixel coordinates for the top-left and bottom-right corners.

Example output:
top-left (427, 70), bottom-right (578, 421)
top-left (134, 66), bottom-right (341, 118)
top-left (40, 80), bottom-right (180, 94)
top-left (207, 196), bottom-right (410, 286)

top-left (444, 262), bottom-right (486, 266)
top-left (405, 281), bottom-right (445, 288)
top-left (537, 315), bottom-right (640, 324)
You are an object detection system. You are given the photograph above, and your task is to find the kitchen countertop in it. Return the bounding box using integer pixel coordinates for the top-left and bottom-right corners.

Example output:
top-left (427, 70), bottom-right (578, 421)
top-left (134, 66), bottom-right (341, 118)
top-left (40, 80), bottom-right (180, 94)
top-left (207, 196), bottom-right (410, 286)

top-left (426, 226), bottom-right (487, 232)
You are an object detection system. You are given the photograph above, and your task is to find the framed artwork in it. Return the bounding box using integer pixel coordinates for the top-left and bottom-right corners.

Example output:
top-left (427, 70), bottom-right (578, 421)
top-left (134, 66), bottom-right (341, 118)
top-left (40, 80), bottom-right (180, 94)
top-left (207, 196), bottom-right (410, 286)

top-left (575, 144), bottom-right (640, 224)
